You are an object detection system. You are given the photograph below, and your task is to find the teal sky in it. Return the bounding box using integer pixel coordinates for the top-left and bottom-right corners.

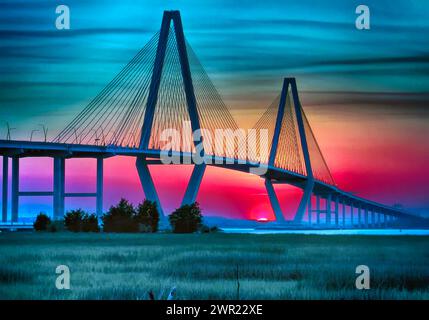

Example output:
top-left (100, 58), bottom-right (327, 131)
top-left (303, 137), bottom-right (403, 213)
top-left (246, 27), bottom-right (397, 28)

top-left (1, 0), bottom-right (428, 138)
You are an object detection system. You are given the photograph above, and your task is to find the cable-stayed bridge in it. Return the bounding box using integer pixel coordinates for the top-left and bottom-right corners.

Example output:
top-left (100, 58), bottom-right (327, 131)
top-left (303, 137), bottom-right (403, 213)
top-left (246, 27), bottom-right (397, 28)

top-left (0, 11), bottom-right (424, 228)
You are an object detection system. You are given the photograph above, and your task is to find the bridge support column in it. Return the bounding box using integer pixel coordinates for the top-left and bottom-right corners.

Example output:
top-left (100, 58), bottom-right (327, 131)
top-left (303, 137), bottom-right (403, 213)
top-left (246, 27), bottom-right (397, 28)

top-left (334, 196), bottom-right (339, 227)
top-left (341, 201), bottom-right (346, 228)
top-left (371, 211), bottom-right (375, 228)
top-left (350, 204), bottom-right (354, 228)
top-left (377, 212), bottom-right (381, 228)
top-left (136, 157), bottom-right (165, 219)
top-left (367, 210), bottom-right (371, 227)
top-left (364, 208), bottom-right (369, 228)
top-left (358, 205), bottom-right (362, 228)
top-left (368, 209), bottom-right (374, 228)
top-left (344, 202), bottom-right (347, 227)
top-left (265, 179), bottom-right (285, 224)
top-left (293, 178), bottom-right (314, 223)
top-left (326, 194), bottom-right (331, 225)
top-left (316, 195), bottom-right (320, 225)
top-left (11, 157), bottom-right (19, 222)
top-left (53, 157), bottom-right (65, 219)
top-left (96, 157), bottom-right (104, 217)
top-left (2, 156), bottom-right (8, 222)
top-left (307, 195), bottom-right (312, 225)
top-left (182, 164), bottom-right (206, 206)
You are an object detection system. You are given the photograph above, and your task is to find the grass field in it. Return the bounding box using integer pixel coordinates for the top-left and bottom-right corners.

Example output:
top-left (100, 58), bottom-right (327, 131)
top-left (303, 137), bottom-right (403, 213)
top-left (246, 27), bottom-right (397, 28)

top-left (0, 232), bottom-right (428, 300)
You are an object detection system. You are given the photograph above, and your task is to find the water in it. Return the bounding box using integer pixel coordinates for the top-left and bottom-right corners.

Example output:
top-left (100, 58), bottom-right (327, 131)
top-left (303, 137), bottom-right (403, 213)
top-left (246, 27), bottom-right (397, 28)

top-left (221, 228), bottom-right (429, 236)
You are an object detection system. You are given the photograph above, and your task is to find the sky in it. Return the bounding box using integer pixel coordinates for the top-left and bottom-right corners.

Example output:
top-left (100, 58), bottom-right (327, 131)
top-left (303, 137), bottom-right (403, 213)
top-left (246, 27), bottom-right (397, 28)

top-left (0, 0), bottom-right (428, 219)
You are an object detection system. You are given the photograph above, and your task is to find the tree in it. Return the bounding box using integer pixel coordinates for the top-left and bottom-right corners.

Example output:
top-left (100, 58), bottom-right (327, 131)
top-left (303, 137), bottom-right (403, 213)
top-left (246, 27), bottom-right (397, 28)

top-left (49, 220), bottom-right (65, 232)
top-left (82, 213), bottom-right (100, 232)
top-left (64, 209), bottom-right (85, 232)
top-left (33, 212), bottom-right (51, 231)
top-left (63, 209), bottom-right (100, 232)
top-left (102, 198), bottom-right (137, 232)
top-left (135, 200), bottom-right (160, 232)
top-left (169, 202), bottom-right (202, 233)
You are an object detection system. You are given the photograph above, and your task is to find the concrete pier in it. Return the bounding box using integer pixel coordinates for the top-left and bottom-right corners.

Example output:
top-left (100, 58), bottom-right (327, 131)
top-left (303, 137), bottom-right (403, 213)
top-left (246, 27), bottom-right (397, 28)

top-left (53, 157), bottom-right (65, 219)
top-left (316, 195), bottom-right (320, 225)
top-left (2, 156), bottom-right (8, 222)
top-left (96, 157), bottom-right (103, 217)
top-left (326, 194), bottom-right (331, 225)
top-left (11, 157), bottom-right (19, 222)
top-left (334, 196), bottom-right (339, 227)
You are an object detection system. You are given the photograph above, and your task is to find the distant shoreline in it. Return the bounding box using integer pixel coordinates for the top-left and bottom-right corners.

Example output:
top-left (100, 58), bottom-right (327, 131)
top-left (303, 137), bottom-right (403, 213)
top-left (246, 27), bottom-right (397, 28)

top-left (221, 228), bottom-right (429, 236)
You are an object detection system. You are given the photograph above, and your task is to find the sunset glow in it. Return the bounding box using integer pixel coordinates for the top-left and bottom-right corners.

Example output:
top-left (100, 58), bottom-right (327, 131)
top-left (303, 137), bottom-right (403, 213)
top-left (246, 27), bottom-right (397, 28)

top-left (0, 0), bottom-right (428, 220)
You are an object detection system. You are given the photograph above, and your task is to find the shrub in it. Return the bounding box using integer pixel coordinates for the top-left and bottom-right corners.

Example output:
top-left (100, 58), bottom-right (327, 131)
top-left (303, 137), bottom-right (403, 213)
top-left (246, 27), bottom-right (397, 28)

top-left (209, 226), bottom-right (219, 233)
top-left (64, 209), bottom-right (85, 232)
top-left (199, 225), bottom-right (210, 233)
top-left (102, 198), bottom-right (137, 232)
top-left (169, 202), bottom-right (202, 233)
top-left (135, 200), bottom-right (159, 232)
top-left (199, 225), bottom-right (219, 233)
top-left (64, 209), bottom-right (100, 232)
top-left (82, 213), bottom-right (100, 232)
top-left (33, 213), bottom-right (51, 231)
top-left (49, 220), bottom-right (65, 232)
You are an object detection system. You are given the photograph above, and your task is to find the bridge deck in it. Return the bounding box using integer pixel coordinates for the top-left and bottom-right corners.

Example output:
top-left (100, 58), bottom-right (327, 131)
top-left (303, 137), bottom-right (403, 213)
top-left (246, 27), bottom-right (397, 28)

top-left (0, 139), bottom-right (420, 220)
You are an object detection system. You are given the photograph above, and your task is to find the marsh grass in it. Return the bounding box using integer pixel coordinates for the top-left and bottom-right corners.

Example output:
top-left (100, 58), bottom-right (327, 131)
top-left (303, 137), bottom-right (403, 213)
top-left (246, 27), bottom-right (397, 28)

top-left (0, 232), bottom-right (428, 299)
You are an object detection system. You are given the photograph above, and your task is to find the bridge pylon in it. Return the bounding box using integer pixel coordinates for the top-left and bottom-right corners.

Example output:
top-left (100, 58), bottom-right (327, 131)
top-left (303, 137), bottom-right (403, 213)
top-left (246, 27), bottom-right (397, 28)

top-left (136, 10), bottom-right (205, 221)
top-left (265, 78), bottom-right (314, 224)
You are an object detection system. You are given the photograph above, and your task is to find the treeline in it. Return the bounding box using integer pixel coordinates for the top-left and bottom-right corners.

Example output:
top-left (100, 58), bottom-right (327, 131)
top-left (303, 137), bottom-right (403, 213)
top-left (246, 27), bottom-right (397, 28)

top-left (33, 199), bottom-right (218, 234)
